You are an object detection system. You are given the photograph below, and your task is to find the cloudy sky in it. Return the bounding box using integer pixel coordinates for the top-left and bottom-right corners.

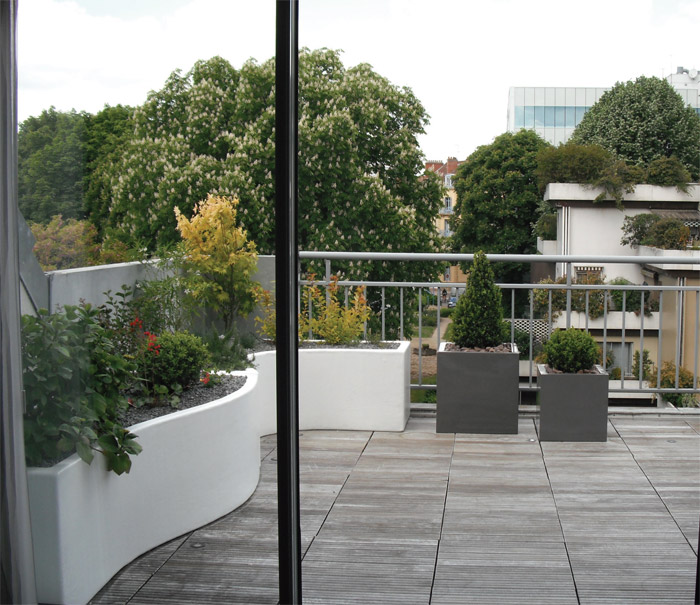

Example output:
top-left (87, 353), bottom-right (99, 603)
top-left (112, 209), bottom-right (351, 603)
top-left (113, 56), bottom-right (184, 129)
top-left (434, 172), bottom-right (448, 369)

top-left (17, 0), bottom-right (700, 160)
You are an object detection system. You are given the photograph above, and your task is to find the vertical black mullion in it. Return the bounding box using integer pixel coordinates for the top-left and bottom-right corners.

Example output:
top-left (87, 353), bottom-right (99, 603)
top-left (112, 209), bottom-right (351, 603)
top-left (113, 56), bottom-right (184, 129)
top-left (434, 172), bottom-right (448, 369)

top-left (275, 1), bottom-right (302, 604)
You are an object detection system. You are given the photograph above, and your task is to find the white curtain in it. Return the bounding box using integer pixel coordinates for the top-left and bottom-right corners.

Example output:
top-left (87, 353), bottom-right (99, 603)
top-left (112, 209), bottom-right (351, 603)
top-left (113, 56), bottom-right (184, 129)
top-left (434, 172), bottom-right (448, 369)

top-left (1, 0), bottom-right (38, 602)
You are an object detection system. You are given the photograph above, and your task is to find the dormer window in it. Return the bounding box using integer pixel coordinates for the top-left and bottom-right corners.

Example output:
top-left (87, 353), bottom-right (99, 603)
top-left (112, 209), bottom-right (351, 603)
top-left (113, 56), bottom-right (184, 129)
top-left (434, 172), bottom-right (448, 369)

top-left (445, 174), bottom-right (453, 188)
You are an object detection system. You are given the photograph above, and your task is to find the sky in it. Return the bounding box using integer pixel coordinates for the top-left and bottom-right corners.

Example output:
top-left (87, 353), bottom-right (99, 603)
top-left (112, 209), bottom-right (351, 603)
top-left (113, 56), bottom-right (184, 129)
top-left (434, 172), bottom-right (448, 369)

top-left (16, 0), bottom-right (700, 161)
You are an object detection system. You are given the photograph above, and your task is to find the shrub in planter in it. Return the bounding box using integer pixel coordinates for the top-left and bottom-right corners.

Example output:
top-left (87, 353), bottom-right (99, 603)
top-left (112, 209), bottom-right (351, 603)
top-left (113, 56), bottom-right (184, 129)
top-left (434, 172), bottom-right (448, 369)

top-left (538, 328), bottom-right (608, 442)
top-left (21, 305), bottom-right (141, 475)
top-left (650, 362), bottom-right (697, 407)
top-left (257, 275), bottom-right (371, 345)
top-left (542, 328), bottom-right (599, 373)
top-left (133, 330), bottom-right (211, 406)
top-left (451, 251), bottom-right (503, 349)
top-left (437, 251), bottom-right (519, 434)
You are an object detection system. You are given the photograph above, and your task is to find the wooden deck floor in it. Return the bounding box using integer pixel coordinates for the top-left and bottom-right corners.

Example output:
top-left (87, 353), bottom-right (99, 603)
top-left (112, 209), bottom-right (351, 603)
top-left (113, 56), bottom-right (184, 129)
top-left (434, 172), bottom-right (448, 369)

top-left (91, 415), bottom-right (700, 604)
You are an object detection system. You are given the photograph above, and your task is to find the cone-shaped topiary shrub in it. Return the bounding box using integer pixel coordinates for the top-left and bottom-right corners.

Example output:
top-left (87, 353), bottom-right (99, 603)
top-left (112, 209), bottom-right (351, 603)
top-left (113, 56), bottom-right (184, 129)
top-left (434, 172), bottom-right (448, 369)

top-left (542, 328), bottom-right (599, 373)
top-left (451, 251), bottom-right (504, 348)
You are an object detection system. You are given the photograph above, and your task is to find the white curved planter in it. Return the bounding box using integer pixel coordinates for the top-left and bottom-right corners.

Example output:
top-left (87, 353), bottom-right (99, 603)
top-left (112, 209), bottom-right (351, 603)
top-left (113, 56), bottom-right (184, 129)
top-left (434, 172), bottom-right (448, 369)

top-left (252, 341), bottom-right (410, 435)
top-left (27, 369), bottom-right (261, 605)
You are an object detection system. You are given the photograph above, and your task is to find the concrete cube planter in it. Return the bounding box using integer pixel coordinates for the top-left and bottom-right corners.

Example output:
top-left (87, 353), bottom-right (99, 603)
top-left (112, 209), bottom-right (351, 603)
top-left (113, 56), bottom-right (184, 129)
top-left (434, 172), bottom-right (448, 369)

top-left (436, 342), bottom-right (520, 434)
top-left (537, 364), bottom-right (608, 442)
top-left (26, 369), bottom-right (261, 605)
top-left (252, 341), bottom-right (410, 434)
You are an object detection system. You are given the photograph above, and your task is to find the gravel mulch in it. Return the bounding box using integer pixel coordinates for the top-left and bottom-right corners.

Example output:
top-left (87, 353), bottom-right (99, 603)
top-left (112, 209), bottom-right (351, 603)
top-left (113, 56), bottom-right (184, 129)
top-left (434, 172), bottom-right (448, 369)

top-left (120, 374), bottom-right (247, 427)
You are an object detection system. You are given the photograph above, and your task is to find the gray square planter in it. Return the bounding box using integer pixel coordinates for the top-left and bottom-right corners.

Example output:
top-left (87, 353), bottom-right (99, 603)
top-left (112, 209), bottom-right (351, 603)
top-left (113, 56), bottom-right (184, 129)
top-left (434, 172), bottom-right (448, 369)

top-left (436, 343), bottom-right (519, 434)
top-left (537, 364), bottom-right (608, 442)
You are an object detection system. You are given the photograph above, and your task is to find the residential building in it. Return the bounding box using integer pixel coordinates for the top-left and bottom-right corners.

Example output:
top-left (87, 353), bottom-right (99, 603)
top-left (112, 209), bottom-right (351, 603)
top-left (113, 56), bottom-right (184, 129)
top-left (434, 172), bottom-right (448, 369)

top-left (539, 183), bottom-right (700, 377)
top-left (425, 157), bottom-right (468, 298)
top-left (507, 66), bottom-right (700, 145)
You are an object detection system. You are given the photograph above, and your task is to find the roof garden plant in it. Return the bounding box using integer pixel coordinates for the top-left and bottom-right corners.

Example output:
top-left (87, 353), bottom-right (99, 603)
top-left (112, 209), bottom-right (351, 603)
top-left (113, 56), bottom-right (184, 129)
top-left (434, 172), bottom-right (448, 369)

top-left (450, 251), bottom-right (505, 349)
top-left (541, 328), bottom-right (599, 374)
top-left (437, 251), bottom-right (520, 434)
top-left (22, 304), bottom-right (142, 475)
top-left (255, 274), bottom-right (371, 345)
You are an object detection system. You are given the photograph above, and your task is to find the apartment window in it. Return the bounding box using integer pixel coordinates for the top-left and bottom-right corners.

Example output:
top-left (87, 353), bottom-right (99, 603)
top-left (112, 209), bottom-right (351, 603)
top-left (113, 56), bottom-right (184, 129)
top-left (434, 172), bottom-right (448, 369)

top-left (443, 197), bottom-right (452, 212)
top-left (575, 266), bottom-right (603, 281)
top-left (444, 174), bottom-right (453, 188)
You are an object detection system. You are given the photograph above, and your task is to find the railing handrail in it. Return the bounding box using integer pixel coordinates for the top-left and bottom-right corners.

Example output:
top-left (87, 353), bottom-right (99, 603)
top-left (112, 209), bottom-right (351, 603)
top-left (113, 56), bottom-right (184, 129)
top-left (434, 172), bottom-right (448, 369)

top-left (300, 279), bottom-right (700, 292)
top-left (299, 251), bottom-right (700, 265)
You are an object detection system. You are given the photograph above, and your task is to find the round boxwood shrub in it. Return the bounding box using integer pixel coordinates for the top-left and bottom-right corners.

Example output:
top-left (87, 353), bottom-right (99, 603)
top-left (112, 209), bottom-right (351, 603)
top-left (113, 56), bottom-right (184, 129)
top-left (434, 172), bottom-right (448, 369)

top-left (149, 330), bottom-right (211, 389)
top-left (542, 328), bottom-right (599, 374)
top-left (451, 251), bottom-right (504, 349)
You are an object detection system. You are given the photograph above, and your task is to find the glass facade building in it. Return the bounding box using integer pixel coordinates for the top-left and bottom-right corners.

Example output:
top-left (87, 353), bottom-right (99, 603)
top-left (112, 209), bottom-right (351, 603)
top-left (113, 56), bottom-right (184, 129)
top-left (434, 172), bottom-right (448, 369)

top-left (508, 76), bottom-right (700, 145)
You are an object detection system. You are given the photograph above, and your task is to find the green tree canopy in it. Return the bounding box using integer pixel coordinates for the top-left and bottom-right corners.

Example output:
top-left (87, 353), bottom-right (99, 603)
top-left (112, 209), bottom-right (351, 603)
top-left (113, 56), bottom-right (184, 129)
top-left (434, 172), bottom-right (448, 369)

top-left (570, 76), bottom-right (700, 180)
top-left (18, 105), bottom-right (133, 225)
top-left (452, 130), bottom-right (551, 282)
top-left (90, 50), bottom-right (443, 266)
top-left (18, 107), bottom-right (88, 222)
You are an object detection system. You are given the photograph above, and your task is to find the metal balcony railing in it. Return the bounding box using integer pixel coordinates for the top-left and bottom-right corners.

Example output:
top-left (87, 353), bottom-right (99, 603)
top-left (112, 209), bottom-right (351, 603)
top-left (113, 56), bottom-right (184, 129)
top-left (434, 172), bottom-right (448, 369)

top-left (298, 251), bottom-right (700, 405)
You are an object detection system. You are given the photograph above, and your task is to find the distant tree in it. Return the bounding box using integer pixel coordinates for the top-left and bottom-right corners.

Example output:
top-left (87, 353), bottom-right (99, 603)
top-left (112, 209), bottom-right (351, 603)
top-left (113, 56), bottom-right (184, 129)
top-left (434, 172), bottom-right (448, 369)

top-left (83, 104), bottom-right (133, 232)
top-left (18, 105), bottom-right (133, 226)
top-left (29, 215), bottom-right (100, 270)
top-left (18, 108), bottom-right (88, 222)
top-left (452, 130), bottom-right (551, 282)
top-left (571, 76), bottom-right (700, 181)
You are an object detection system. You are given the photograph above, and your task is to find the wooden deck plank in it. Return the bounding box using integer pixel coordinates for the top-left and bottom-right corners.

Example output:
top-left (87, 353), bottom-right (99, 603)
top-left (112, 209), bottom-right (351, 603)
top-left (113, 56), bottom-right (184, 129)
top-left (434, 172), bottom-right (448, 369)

top-left (90, 415), bottom-right (699, 605)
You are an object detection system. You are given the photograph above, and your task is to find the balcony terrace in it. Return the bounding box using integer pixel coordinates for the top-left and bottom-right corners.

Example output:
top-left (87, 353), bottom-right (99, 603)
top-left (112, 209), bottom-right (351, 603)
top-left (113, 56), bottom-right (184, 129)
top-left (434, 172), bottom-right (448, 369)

top-left (92, 414), bottom-right (699, 604)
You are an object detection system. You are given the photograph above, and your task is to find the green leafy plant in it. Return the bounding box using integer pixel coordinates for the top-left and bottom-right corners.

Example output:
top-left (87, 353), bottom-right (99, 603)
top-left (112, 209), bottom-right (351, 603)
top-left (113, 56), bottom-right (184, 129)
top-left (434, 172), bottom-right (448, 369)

top-left (451, 251), bottom-right (504, 348)
top-left (533, 213), bottom-right (557, 240)
top-left (631, 349), bottom-right (653, 381)
top-left (621, 214), bottom-right (661, 247)
top-left (299, 275), bottom-right (371, 345)
top-left (533, 274), bottom-right (607, 320)
top-left (646, 156), bottom-right (691, 189)
top-left (642, 218), bottom-right (690, 249)
top-left (505, 325), bottom-right (543, 360)
top-left (607, 278), bottom-right (657, 315)
top-left (650, 362), bottom-right (697, 407)
top-left (132, 330), bottom-right (210, 407)
top-left (542, 328), bottom-right (599, 374)
top-left (201, 328), bottom-right (253, 371)
top-left (21, 305), bottom-right (141, 475)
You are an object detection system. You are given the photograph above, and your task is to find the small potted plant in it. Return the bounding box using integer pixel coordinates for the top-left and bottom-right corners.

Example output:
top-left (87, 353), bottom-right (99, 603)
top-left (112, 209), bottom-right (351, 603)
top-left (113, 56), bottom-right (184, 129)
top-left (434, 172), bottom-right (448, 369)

top-left (537, 328), bottom-right (608, 441)
top-left (437, 251), bottom-right (519, 434)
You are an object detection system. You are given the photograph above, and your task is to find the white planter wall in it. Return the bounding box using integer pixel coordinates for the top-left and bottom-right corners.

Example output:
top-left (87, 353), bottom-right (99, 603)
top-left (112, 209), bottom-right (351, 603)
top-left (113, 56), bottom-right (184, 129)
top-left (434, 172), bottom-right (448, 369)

top-left (252, 341), bottom-right (411, 435)
top-left (27, 369), bottom-right (260, 605)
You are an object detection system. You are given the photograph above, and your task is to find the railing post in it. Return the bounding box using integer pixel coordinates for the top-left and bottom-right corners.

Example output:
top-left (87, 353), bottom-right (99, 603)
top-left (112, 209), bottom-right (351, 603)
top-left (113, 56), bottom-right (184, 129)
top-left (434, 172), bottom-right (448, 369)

top-left (566, 261), bottom-right (572, 329)
top-left (325, 258), bottom-right (331, 308)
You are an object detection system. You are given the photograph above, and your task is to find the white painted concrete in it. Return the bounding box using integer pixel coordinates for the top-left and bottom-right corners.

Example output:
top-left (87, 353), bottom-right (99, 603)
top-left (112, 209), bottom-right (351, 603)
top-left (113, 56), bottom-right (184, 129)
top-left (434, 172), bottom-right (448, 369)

top-left (252, 342), bottom-right (411, 436)
top-left (27, 369), bottom-right (260, 605)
